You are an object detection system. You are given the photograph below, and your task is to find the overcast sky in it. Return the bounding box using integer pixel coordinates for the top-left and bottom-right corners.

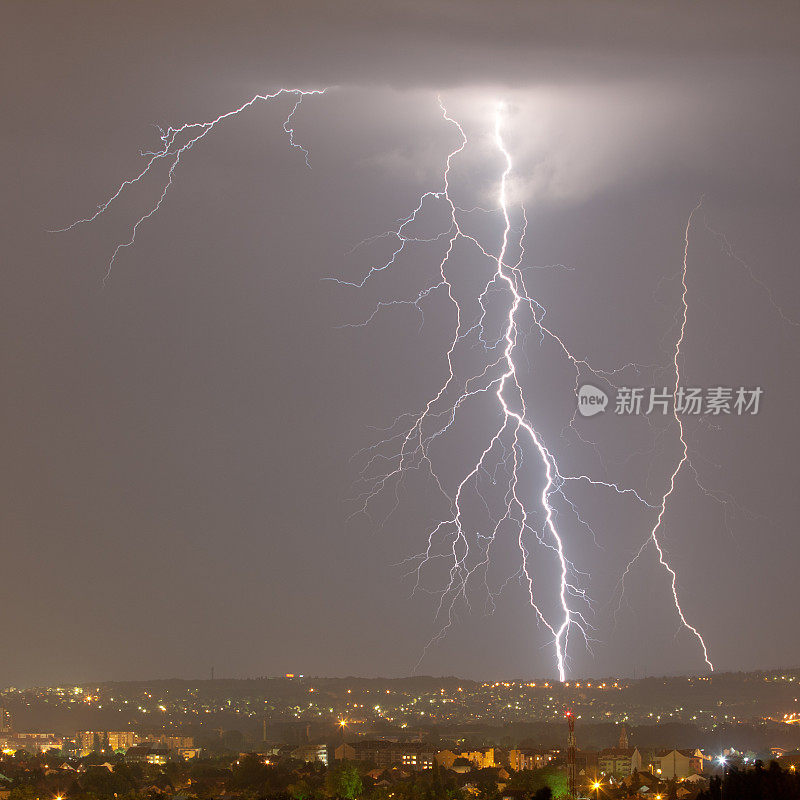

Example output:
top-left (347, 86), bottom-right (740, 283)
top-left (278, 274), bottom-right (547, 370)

top-left (2, 0), bottom-right (800, 687)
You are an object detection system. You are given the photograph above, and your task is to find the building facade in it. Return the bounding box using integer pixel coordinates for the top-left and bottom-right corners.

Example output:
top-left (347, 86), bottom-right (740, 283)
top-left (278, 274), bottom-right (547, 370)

top-left (335, 741), bottom-right (434, 770)
top-left (292, 743), bottom-right (329, 765)
top-left (78, 730), bottom-right (138, 754)
top-left (437, 748), bottom-right (497, 770)
top-left (649, 749), bottom-right (702, 779)
top-left (598, 747), bottom-right (643, 778)
top-left (508, 750), bottom-right (556, 771)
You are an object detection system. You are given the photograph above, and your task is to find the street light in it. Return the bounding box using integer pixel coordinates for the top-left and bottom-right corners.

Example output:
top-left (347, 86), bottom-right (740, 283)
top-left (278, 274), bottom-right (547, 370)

top-left (591, 780), bottom-right (601, 800)
top-left (716, 755), bottom-right (728, 778)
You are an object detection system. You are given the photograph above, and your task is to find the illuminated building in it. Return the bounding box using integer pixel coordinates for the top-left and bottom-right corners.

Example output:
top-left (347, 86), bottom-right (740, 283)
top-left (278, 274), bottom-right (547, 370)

top-left (401, 749), bottom-right (434, 770)
top-left (78, 731), bottom-right (137, 753)
top-left (292, 743), bottom-right (329, 765)
top-left (508, 750), bottom-right (556, 771)
top-left (108, 732), bottom-right (137, 751)
top-left (436, 748), bottom-right (497, 770)
top-left (648, 749), bottom-right (702, 779)
top-left (151, 734), bottom-right (194, 749)
top-left (125, 744), bottom-right (171, 764)
top-left (1, 733), bottom-right (62, 754)
top-left (335, 741), bottom-right (434, 770)
top-left (598, 747), bottom-right (643, 778)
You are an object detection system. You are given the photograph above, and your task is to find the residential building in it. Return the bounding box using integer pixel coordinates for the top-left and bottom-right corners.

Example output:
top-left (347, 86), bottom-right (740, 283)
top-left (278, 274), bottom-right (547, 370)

top-left (151, 734), bottom-right (194, 749)
top-left (335, 740), bottom-right (434, 770)
top-left (1, 734), bottom-right (62, 754)
top-left (400, 746), bottom-right (434, 771)
top-left (598, 747), bottom-right (643, 778)
top-left (437, 748), bottom-right (498, 770)
top-left (125, 744), bottom-right (171, 764)
top-left (292, 743), bottom-right (329, 765)
top-left (108, 732), bottom-right (137, 751)
top-left (77, 731), bottom-right (133, 754)
top-left (76, 730), bottom-right (136, 753)
top-left (649, 749), bottom-right (702, 779)
top-left (435, 750), bottom-right (459, 769)
top-left (465, 749), bottom-right (498, 769)
top-left (509, 750), bottom-right (557, 771)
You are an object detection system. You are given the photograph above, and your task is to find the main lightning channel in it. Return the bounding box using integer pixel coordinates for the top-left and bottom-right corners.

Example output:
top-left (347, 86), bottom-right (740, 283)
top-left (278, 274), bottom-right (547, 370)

top-left (344, 100), bottom-right (664, 679)
top-left (492, 106), bottom-right (571, 679)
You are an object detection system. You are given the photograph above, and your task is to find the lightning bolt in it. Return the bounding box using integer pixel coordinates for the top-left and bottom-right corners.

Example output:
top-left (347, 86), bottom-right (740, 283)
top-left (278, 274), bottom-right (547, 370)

top-left (51, 87), bottom-right (326, 283)
top-left (339, 100), bottom-right (662, 680)
top-left (616, 199), bottom-right (713, 670)
top-left (490, 107), bottom-right (572, 678)
top-left (58, 88), bottom-right (721, 680)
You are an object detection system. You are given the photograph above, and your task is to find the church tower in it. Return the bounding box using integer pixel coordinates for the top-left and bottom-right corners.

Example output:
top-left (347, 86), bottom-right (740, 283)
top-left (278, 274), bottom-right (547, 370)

top-left (619, 726), bottom-right (629, 750)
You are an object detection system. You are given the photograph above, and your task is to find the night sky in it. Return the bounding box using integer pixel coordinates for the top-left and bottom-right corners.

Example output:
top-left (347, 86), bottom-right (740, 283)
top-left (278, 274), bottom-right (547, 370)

top-left (3, 1), bottom-right (800, 687)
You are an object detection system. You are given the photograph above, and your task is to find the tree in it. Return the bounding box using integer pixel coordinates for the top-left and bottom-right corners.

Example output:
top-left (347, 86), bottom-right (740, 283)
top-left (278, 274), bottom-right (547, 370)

top-left (8, 787), bottom-right (37, 800)
top-left (474, 768), bottom-right (499, 800)
top-left (326, 764), bottom-right (363, 799)
top-left (230, 753), bottom-right (274, 791)
top-left (506, 770), bottom-right (542, 793)
top-left (112, 762), bottom-right (141, 793)
top-left (289, 778), bottom-right (314, 800)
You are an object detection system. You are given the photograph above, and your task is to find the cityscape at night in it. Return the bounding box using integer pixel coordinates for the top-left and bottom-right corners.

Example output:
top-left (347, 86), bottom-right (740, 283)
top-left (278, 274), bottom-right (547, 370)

top-left (5, 673), bottom-right (800, 798)
top-left (4, 0), bottom-right (800, 799)
top-left (7, 673), bottom-right (800, 732)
